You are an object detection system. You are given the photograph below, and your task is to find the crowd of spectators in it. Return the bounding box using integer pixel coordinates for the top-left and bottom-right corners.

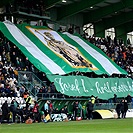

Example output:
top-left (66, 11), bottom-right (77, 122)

top-left (0, 31), bottom-right (59, 99)
top-left (0, 31), bottom-right (31, 98)
top-left (0, 28), bottom-right (133, 99)
top-left (0, 1), bottom-right (132, 124)
top-left (0, 29), bottom-right (133, 124)
top-left (0, 98), bottom-right (69, 124)
top-left (83, 33), bottom-right (133, 78)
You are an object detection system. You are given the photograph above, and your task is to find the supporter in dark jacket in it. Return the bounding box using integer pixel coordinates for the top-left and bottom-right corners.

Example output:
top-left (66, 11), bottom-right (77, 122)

top-left (53, 108), bottom-right (60, 114)
top-left (32, 101), bottom-right (39, 122)
top-left (0, 100), bottom-right (10, 124)
top-left (73, 101), bottom-right (79, 120)
top-left (23, 107), bottom-right (33, 122)
top-left (61, 106), bottom-right (68, 115)
top-left (86, 100), bottom-right (93, 120)
top-left (124, 100), bottom-right (128, 118)
top-left (113, 94), bottom-right (117, 104)
top-left (116, 102), bottom-right (121, 119)
top-left (120, 99), bottom-right (125, 119)
top-left (126, 94), bottom-right (132, 103)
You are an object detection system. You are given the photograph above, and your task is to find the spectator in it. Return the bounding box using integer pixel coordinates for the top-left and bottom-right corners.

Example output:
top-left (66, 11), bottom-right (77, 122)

top-left (20, 86), bottom-right (25, 97)
top-left (120, 99), bottom-right (125, 119)
top-left (49, 101), bottom-right (53, 115)
top-left (61, 105), bottom-right (68, 116)
top-left (32, 101), bottom-right (39, 122)
top-left (0, 100), bottom-right (10, 124)
top-left (44, 100), bottom-right (51, 121)
top-left (57, 27), bottom-right (62, 32)
top-left (25, 93), bottom-right (32, 110)
top-left (126, 94), bottom-right (132, 103)
top-left (86, 100), bottom-right (93, 120)
top-left (50, 82), bottom-right (56, 93)
top-left (115, 102), bottom-right (121, 119)
top-left (23, 91), bottom-right (28, 101)
top-left (91, 95), bottom-right (95, 106)
top-left (73, 101), bottom-right (79, 120)
top-left (68, 27), bottom-right (73, 34)
top-left (113, 94), bottom-right (117, 104)
top-left (23, 107), bottom-right (33, 122)
top-left (53, 107), bottom-right (60, 114)
top-left (10, 99), bottom-right (18, 123)
top-left (123, 99), bottom-right (128, 118)
top-left (44, 100), bottom-right (50, 117)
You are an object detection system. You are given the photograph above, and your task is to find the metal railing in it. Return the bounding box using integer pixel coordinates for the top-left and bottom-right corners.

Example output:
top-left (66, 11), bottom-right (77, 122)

top-left (18, 71), bottom-right (46, 87)
top-left (18, 71), bottom-right (47, 99)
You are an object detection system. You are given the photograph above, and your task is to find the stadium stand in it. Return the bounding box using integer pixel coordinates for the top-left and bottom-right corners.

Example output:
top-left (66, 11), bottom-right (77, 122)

top-left (0, 0), bottom-right (133, 124)
top-left (0, 28), bottom-right (133, 122)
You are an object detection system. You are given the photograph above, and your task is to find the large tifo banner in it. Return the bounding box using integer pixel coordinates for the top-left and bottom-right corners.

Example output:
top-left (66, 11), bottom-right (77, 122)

top-left (0, 21), bottom-right (127, 75)
top-left (47, 75), bottom-right (133, 99)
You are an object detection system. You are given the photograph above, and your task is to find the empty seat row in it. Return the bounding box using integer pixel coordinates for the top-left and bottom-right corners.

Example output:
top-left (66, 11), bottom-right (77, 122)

top-left (0, 97), bottom-right (26, 105)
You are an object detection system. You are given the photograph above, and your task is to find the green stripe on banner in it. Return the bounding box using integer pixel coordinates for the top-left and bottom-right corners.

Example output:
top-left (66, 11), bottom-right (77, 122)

top-left (17, 23), bottom-right (94, 74)
top-left (0, 21), bottom-right (128, 75)
top-left (0, 21), bottom-right (65, 74)
top-left (17, 23), bottom-right (75, 73)
top-left (0, 21), bottom-right (59, 74)
top-left (75, 33), bottom-right (127, 75)
top-left (58, 32), bottom-right (105, 75)
top-left (63, 32), bottom-right (127, 75)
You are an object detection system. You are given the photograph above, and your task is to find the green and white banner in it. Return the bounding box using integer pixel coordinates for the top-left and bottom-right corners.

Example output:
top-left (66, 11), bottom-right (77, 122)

top-left (0, 21), bottom-right (127, 75)
top-left (47, 75), bottom-right (133, 99)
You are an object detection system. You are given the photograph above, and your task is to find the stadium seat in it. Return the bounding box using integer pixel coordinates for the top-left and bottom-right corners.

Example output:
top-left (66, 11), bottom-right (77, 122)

top-left (3, 97), bottom-right (7, 101)
top-left (1, 99), bottom-right (5, 104)
top-left (20, 99), bottom-right (25, 104)
top-left (11, 97), bottom-right (15, 100)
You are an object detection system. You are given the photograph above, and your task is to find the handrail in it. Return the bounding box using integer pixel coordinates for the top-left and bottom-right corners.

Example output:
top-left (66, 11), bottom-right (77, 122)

top-left (18, 71), bottom-right (46, 87)
top-left (20, 83), bottom-right (36, 98)
top-left (18, 71), bottom-right (48, 100)
top-left (32, 72), bottom-right (47, 87)
top-left (18, 72), bottom-right (38, 97)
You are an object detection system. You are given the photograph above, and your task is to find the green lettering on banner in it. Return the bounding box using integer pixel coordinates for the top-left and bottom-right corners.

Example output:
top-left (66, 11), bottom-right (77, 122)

top-left (47, 75), bottom-right (133, 99)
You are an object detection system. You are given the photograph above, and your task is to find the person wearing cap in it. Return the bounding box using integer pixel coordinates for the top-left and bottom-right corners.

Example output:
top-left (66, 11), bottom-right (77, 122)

top-left (91, 95), bottom-right (96, 106)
